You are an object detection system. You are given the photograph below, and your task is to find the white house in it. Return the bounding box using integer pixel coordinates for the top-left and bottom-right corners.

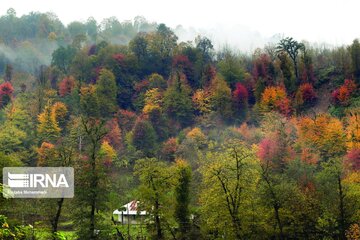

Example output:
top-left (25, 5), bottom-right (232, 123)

top-left (113, 200), bottom-right (147, 224)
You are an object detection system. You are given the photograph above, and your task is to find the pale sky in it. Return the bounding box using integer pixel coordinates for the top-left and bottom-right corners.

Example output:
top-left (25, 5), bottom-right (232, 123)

top-left (1, 0), bottom-right (360, 50)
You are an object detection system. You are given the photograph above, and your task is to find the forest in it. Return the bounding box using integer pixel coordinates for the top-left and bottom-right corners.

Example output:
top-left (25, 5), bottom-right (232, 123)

top-left (0, 8), bottom-right (359, 240)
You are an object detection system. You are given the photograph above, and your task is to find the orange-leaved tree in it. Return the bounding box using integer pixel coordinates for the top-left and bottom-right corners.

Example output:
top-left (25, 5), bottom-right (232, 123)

top-left (297, 114), bottom-right (346, 160)
top-left (260, 86), bottom-right (291, 115)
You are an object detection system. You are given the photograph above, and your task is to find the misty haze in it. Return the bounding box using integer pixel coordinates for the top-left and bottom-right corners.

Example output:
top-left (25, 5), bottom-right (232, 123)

top-left (0, 1), bottom-right (359, 240)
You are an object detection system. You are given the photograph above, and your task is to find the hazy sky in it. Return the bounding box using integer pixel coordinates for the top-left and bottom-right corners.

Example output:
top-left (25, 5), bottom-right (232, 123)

top-left (2, 0), bottom-right (360, 50)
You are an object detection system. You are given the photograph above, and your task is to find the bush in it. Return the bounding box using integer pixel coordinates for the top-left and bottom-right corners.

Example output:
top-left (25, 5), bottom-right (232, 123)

top-left (260, 86), bottom-right (291, 115)
top-left (331, 79), bottom-right (357, 106)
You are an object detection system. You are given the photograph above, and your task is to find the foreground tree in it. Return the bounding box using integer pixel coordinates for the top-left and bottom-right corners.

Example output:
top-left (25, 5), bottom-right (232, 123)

top-left (74, 85), bottom-right (112, 239)
top-left (316, 157), bottom-right (360, 239)
top-left (37, 135), bottom-right (77, 237)
top-left (199, 140), bottom-right (259, 239)
top-left (174, 159), bottom-right (192, 240)
top-left (134, 158), bottom-right (174, 240)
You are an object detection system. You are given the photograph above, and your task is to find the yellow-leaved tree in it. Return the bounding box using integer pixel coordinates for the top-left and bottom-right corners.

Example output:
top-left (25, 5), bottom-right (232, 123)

top-left (199, 140), bottom-right (260, 239)
top-left (297, 114), bottom-right (346, 160)
top-left (38, 101), bottom-right (67, 142)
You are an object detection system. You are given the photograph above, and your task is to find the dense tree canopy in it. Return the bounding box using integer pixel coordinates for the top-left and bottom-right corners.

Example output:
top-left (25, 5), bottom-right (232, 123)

top-left (0, 9), bottom-right (359, 240)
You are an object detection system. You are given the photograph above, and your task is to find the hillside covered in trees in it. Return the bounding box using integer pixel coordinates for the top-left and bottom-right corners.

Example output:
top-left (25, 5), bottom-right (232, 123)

top-left (0, 9), bottom-right (360, 240)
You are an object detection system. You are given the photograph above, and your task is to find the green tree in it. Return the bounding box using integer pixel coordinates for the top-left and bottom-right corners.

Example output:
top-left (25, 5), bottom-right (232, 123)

top-left (4, 64), bottom-right (13, 82)
top-left (67, 21), bottom-right (87, 40)
top-left (217, 48), bottom-right (244, 88)
top-left (0, 152), bottom-right (22, 179)
top-left (0, 124), bottom-right (26, 154)
top-left (74, 117), bottom-right (110, 239)
top-left (316, 158), bottom-right (360, 240)
top-left (95, 68), bottom-right (117, 116)
top-left (131, 117), bottom-right (158, 157)
top-left (208, 74), bottom-right (233, 120)
top-left (130, 32), bottom-right (148, 62)
top-left (277, 37), bottom-right (304, 85)
top-left (134, 158), bottom-right (174, 240)
top-left (80, 85), bottom-right (100, 118)
top-left (51, 46), bottom-right (76, 74)
top-left (147, 24), bottom-right (178, 76)
top-left (174, 159), bottom-right (192, 240)
top-left (195, 35), bottom-right (214, 63)
top-left (0, 96), bottom-right (34, 163)
top-left (37, 134), bottom-right (77, 237)
top-left (349, 39), bottom-right (360, 84)
top-left (257, 115), bottom-right (299, 239)
top-left (199, 140), bottom-right (260, 239)
top-left (163, 72), bottom-right (193, 126)
top-left (70, 49), bottom-right (93, 86)
top-left (86, 17), bottom-right (98, 42)
top-left (194, 36), bottom-right (214, 87)
top-left (148, 73), bottom-right (167, 90)
top-left (278, 52), bottom-right (296, 93)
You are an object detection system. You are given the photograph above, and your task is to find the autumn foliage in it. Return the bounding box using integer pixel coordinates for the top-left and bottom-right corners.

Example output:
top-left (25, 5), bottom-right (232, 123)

top-left (345, 112), bottom-right (360, 150)
top-left (132, 117), bottom-right (157, 156)
top-left (345, 148), bottom-right (360, 171)
top-left (297, 115), bottom-right (346, 159)
top-left (0, 81), bottom-right (14, 107)
top-left (261, 86), bottom-right (291, 115)
top-left (232, 83), bottom-right (248, 105)
top-left (38, 102), bottom-right (68, 142)
top-left (2, 21), bottom-right (360, 240)
top-left (299, 83), bottom-right (317, 103)
top-left (104, 118), bottom-right (123, 151)
top-left (0, 82), bottom-right (14, 96)
top-left (59, 76), bottom-right (75, 97)
top-left (143, 88), bottom-right (163, 114)
top-left (186, 127), bottom-right (206, 144)
top-left (116, 109), bottom-right (137, 132)
top-left (192, 89), bottom-right (211, 114)
top-left (300, 148), bottom-right (319, 165)
top-left (172, 54), bottom-right (192, 73)
top-left (161, 137), bottom-right (178, 161)
top-left (113, 53), bottom-right (126, 67)
top-left (99, 141), bottom-right (117, 167)
top-left (253, 53), bottom-right (274, 83)
top-left (172, 55), bottom-right (194, 83)
top-left (37, 141), bottom-right (55, 166)
top-left (257, 137), bottom-right (279, 163)
top-left (331, 79), bottom-right (357, 105)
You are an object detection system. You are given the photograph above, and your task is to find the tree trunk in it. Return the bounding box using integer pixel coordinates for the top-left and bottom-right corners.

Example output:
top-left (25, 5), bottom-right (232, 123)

top-left (338, 176), bottom-right (346, 240)
top-left (90, 198), bottom-right (96, 239)
top-left (274, 203), bottom-right (284, 240)
top-left (51, 198), bottom-right (64, 235)
top-left (231, 214), bottom-right (242, 240)
top-left (154, 199), bottom-right (163, 240)
top-left (89, 144), bottom-right (98, 240)
top-left (263, 173), bottom-right (284, 240)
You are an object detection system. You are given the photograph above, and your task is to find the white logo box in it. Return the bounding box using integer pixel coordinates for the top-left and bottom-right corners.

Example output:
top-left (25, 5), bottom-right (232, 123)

top-left (3, 167), bottom-right (74, 198)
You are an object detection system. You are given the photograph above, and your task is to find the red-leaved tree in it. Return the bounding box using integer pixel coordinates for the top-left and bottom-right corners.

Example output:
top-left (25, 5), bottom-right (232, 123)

top-left (59, 76), bottom-right (75, 97)
top-left (0, 81), bottom-right (14, 107)
top-left (331, 79), bottom-right (357, 105)
top-left (345, 148), bottom-right (360, 171)
top-left (104, 118), bottom-right (123, 151)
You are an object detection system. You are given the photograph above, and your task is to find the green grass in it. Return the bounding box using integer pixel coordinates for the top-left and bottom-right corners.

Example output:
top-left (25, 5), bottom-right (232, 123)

top-left (115, 224), bottom-right (149, 239)
top-left (33, 224), bottom-right (148, 240)
top-left (35, 229), bottom-right (76, 240)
